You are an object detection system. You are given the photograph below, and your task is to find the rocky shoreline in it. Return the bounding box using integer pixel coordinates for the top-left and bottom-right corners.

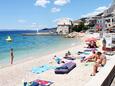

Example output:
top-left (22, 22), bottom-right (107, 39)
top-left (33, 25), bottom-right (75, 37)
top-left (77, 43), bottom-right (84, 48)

top-left (65, 32), bottom-right (85, 38)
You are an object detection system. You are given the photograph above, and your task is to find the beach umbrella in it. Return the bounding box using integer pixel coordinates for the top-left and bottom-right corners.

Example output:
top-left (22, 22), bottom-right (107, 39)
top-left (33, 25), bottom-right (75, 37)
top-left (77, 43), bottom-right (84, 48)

top-left (90, 37), bottom-right (97, 41)
top-left (85, 37), bottom-right (97, 42)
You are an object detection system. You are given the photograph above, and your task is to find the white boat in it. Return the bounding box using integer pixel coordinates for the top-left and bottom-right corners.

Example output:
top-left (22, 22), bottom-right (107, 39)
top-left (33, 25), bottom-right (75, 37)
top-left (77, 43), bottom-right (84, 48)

top-left (6, 36), bottom-right (12, 42)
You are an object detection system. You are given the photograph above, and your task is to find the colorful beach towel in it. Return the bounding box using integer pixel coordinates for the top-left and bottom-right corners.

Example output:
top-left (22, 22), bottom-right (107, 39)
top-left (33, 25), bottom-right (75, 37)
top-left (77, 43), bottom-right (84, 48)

top-left (34, 79), bottom-right (53, 86)
top-left (83, 52), bottom-right (90, 55)
top-left (32, 64), bottom-right (57, 74)
top-left (24, 79), bottom-right (53, 86)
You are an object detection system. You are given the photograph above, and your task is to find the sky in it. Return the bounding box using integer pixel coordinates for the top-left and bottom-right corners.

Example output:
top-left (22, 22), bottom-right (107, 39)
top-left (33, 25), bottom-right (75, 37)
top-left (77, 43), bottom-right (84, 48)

top-left (0, 0), bottom-right (112, 30)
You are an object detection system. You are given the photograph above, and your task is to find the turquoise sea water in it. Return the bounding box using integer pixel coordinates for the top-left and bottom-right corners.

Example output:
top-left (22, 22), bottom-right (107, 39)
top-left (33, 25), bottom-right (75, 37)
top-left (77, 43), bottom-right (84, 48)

top-left (0, 31), bottom-right (81, 66)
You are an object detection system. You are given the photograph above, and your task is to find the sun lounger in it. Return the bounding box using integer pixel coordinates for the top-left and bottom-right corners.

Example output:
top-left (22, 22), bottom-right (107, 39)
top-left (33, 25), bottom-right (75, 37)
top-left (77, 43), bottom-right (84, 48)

top-left (55, 62), bottom-right (76, 74)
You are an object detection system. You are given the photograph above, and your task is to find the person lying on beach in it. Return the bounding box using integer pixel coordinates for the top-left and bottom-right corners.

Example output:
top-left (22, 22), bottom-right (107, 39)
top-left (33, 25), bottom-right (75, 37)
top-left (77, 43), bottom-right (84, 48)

top-left (83, 50), bottom-right (97, 62)
top-left (64, 51), bottom-right (72, 58)
top-left (52, 55), bottom-right (66, 64)
top-left (53, 55), bottom-right (62, 64)
top-left (67, 51), bottom-right (71, 55)
top-left (90, 52), bottom-right (107, 76)
top-left (63, 52), bottom-right (76, 60)
top-left (64, 51), bottom-right (71, 56)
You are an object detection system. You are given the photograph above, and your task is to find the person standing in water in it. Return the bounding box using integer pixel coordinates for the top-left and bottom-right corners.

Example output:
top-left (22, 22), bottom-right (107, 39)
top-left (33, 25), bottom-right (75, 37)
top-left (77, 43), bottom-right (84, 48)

top-left (10, 48), bottom-right (14, 64)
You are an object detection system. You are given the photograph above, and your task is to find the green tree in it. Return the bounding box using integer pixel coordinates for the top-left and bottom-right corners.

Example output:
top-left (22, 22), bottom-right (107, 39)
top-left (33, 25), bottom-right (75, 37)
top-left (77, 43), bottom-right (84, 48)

top-left (72, 25), bottom-right (81, 32)
top-left (72, 22), bottom-right (88, 32)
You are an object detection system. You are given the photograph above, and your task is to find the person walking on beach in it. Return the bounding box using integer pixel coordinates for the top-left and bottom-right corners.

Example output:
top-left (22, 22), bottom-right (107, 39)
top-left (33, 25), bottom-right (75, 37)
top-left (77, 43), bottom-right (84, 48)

top-left (10, 48), bottom-right (14, 64)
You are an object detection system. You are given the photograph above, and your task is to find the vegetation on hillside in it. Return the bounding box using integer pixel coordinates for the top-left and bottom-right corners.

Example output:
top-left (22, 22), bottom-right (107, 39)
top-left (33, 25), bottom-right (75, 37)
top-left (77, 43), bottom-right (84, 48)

top-left (72, 22), bottom-right (89, 32)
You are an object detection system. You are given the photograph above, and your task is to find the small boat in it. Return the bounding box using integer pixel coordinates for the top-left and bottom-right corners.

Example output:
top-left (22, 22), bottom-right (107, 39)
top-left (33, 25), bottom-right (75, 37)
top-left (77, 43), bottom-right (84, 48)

top-left (6, 36), bottom-right (12, 42)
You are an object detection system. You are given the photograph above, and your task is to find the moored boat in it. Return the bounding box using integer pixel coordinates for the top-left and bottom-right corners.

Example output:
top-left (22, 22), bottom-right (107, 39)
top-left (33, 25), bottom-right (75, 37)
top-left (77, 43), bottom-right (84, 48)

top-left (6, 36), bottom-right (12, 42)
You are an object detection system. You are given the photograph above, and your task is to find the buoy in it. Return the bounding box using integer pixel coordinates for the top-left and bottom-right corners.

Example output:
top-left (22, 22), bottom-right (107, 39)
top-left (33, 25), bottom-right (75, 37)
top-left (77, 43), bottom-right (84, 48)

top-left (6, 36), bottom-right (12, 42)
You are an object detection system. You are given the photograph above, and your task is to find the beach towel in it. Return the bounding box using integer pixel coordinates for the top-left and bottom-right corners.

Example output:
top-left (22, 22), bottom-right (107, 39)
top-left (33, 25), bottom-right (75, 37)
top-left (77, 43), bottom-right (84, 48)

top-left (77, 51), bottom-right (90, 55)
top-left (24, 79), bottom-right (53, 86)
top-left (32, 64), bottom-right (57, 74)
top-left (84, 62), bottom-right (94, 66)
top-left (24, 81), bottom-right (39, 86)
top-left (83, 52), bottom-right (90, 55)
top-left (34, 79), bottom-right (53, 86)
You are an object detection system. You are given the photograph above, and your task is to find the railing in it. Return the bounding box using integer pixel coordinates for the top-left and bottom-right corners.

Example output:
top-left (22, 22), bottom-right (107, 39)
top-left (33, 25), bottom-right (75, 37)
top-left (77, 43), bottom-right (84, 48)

top-left (101, 65), bottom-right (115, 86)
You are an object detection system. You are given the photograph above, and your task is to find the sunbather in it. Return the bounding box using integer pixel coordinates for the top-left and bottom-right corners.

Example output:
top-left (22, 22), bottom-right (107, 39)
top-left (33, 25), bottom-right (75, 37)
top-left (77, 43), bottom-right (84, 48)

top-left (63, 52), bottom-right (76, 60)
top-left (90, 52), bottom-right (107, 76)
top-left (67, 51), bottom-right (71, 55)
top-left (84, 50), bottom-right (97, 62)
top-left (53, 55), bottom-right (61, 64)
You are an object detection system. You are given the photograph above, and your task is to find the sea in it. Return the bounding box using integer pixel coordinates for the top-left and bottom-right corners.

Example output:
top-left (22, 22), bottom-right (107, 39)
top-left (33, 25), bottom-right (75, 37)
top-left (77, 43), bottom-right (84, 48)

top-left (0, 30), bottom-right (81, 67)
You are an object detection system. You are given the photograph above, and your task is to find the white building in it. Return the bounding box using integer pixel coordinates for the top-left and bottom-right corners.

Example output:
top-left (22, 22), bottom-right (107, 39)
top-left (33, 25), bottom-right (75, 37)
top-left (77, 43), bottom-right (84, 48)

top-left (112, 0), bottom-right (115, 5)
top-left (96, 0), bottom-right (115, 30)
top-left (104, 16), bottom-right (113, 29)
top-left (56, 18), bottom-right (72, 35)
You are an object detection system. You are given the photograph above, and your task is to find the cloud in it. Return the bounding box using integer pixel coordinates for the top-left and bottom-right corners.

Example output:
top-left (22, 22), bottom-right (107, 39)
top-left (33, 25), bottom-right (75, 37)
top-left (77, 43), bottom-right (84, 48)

top-left (95, 6), bottom-right (108, 12)
top-left (35, 0), bottom-right (50, 7)
top-left (51, 7), bottom-right (61, 13)
top-left (53, 17), bottom-right (72, 26)
top-left (81, 6), bottom-right (108, 17)
top-left (54, 0), bottom-right (70, 6)
top-left (31, 22), bottom-right (47, 29)
top-left (17, 19), bottom-right (27, 23)
top-left (53, 17), bottom-right (72, 23)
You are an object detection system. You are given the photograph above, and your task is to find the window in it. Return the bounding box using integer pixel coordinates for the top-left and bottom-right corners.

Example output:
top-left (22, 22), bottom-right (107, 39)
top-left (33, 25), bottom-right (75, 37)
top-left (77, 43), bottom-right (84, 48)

top-left (112, 19), bottom-right (114, 22)
top-left (113, 19), bottom-right (115, 22)
top-left (105, 24), bottom-right (107, 28)
top-left (105, 19), bottom-right (110, 22)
